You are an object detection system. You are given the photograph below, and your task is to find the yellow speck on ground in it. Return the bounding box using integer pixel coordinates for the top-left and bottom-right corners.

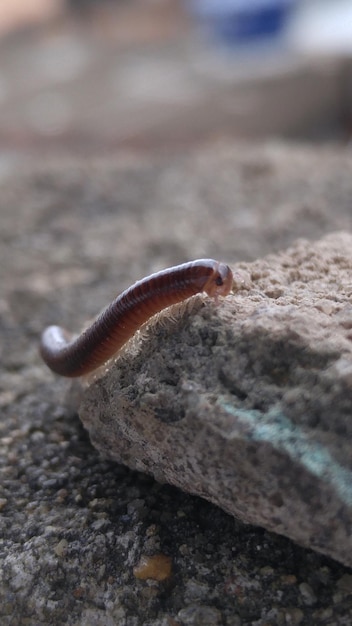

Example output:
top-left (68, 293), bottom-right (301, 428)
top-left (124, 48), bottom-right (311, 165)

top-left (133, 554), bottom-right (172, 581)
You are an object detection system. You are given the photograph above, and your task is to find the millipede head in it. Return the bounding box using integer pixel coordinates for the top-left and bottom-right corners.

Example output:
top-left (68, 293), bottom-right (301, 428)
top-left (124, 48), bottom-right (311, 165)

top-left (204, 262), bottom-right (233, 298)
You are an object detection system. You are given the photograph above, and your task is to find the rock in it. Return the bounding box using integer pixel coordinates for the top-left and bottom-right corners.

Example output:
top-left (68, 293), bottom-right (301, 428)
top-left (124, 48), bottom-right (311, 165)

top-left (80, 231), bottom-right (352, 568)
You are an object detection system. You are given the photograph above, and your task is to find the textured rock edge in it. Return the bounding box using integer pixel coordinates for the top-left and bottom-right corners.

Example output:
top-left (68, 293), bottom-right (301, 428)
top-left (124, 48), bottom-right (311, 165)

top-left (79, 232), bottom-right (352, 566)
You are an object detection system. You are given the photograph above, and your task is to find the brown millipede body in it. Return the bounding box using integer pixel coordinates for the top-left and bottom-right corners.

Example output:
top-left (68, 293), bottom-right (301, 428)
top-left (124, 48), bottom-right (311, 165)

top-left (39, 259), bottom-right (233, 378)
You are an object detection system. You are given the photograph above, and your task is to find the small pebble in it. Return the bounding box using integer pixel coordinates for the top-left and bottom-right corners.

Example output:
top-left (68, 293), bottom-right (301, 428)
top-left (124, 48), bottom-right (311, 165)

top-left (336, 574), bottom-right (352, 594)
top-left (54, 539), bottom-right (68, 558)
top-left (133, 554), bottom-right (172, 581)
top-left (299, 582), bottom-right (317, 606)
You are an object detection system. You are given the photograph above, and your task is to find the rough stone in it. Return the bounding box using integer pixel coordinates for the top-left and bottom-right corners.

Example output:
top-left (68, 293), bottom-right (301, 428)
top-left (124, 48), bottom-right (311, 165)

top-left (80, 232), bottom-right (352, 568)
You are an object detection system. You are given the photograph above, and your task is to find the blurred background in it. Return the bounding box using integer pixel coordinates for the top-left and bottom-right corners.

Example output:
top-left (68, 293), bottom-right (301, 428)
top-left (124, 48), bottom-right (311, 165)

top-left (0, 0), bottom-right (351, 157)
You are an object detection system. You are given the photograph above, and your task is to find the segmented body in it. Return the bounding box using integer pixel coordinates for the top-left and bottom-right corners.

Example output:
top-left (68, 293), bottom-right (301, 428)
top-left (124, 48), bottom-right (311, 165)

top-left (39, 259), bottom-right (233, 377)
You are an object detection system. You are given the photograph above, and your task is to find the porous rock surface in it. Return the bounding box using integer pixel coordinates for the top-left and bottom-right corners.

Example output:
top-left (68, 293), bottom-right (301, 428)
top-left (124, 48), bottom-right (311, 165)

top-left (80, 231), bottom-right (352, 567)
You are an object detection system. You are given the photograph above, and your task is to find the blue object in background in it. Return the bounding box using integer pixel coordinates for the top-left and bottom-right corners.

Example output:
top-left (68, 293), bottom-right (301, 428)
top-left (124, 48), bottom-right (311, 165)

top-left (189, 0), bottom-right (296, 46)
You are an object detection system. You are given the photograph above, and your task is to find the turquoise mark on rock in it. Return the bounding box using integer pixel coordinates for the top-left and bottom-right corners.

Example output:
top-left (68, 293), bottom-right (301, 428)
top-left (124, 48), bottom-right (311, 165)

top-left (218, 400), bottom-right (352, 508)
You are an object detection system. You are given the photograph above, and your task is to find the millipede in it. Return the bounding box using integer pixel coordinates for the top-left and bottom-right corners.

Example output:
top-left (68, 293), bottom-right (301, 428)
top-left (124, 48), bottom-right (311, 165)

top-left (39, 259), bottom-right (233, 377)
